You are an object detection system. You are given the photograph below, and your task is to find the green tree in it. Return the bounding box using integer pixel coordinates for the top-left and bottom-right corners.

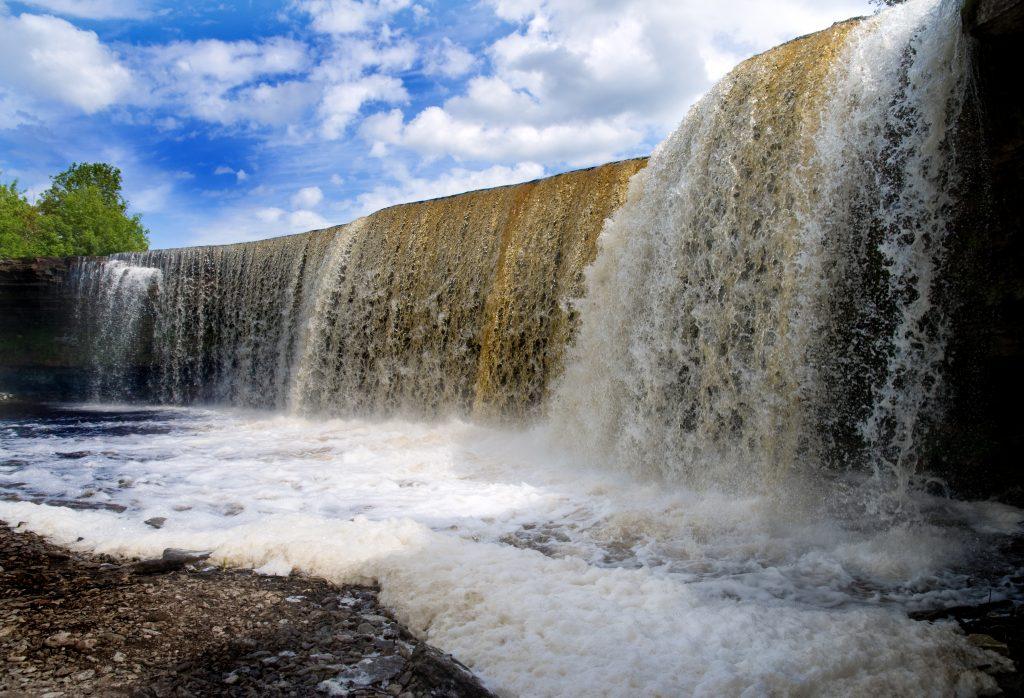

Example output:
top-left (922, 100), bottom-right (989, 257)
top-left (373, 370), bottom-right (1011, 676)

top-left (0, 162), bottom-right (149, 259)
top-left (36, 162), bottom-right (149, 256)
top-left (0, 178), bottom-right (54, 258)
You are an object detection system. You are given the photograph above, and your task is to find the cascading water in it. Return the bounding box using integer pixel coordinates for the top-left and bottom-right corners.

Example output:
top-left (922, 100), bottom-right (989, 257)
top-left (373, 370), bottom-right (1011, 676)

top-left (19, 2), bottom-right (1020, 694)
top-left (70, 160), bottom-right (643, 415)
top-left (551, 0), bottom-right (974, 504)
top-left (72, 259), bottom-right (163, 399)
top-left (69, 3), bottom-right (975, 505)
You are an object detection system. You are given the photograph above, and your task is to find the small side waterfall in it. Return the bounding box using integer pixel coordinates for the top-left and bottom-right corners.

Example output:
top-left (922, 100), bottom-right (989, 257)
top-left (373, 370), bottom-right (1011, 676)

top-left (551, 0), bottom-right (974, 497)
top-left (72, 260), bottom-right (162, 400)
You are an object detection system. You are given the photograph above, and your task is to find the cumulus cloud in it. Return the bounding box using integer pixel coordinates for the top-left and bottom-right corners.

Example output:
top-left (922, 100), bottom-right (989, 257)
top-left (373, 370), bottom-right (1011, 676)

top-left (0, 13), bottom-right (133, 114)
top-left (423, 38), bottom-right (476, 78)
top-left (366, 0), bottom-right (867, 168)
top-left (315, 37), bottom-right (417, 81)
top-left (298, 0), bottom-right (413, 35)
top-left (318, 74), bottom-right (407, 139)
top-left (291, 185), bottom-right (324, 209)
top-left (136, 37), bottom-right (313, 128)
top-left (391, 106), bottom-right (642, 167)
top-left (0, 0), bottom-right (874, 247)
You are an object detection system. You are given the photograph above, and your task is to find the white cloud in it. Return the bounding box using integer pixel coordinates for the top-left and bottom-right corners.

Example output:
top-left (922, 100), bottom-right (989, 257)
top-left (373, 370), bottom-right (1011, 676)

top-left (423, 38), bottom-right (476, 78)
top-left (318, 74), bottom-right (407, 139)
top-left (288, 208), bottom-right (330, 230)
top-left (134, 34), bottom-right (411, 137)
top-left (154, 116), bottom-right (180, 131)
top-left (358, 107), bottom-right (404, 156)
top-left (367, 0), bottom-right (869, 167)
top-left (350, 161), bottom-right (545, 216)
top-left (372, 105), bottom-right (642, 167)
top-left (315, 37), bottom-right (417, 81)
top-left (0, 13), bottom-right (133, 114)
top-left (291, 185), bottom-right (324, 208)
top-left (191, 204), bottom-right (332, 245)
top-left (129, 181), bottom-right (172, 213)
top-left (214, 166), bottom-right (248, 182)
top-left (137, 37), bottom-right (313, 128)
top-left (150, 37), bottom-right (308, 84)
top-left (298, 0), bottom-right (412, 35)
top-left (18, 0), bottom-right (153, 20)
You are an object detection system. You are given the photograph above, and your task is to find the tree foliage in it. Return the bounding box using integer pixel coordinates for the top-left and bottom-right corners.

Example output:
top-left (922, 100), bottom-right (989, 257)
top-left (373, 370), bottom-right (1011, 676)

top-left (0, 163), bottom-right (149, 259)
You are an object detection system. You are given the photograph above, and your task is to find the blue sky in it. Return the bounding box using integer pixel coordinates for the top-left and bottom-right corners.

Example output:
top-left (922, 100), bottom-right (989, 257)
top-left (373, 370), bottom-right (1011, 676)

top-left (0, 0), bottom-right (872, 249)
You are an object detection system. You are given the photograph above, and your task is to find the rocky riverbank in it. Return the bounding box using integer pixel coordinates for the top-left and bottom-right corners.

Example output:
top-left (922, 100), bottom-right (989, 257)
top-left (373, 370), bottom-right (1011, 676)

top-left (0, 521), bottom-right (493, 697)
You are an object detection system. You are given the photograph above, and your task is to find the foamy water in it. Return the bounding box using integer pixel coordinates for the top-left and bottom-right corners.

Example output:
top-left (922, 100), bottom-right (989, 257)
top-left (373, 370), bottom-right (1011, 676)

top-left (1, 404), bottom-right (1019, 695)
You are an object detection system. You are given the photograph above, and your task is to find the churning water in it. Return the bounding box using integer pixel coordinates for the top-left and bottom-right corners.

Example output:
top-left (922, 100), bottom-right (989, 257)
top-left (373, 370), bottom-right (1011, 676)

top-left (4, 0), bottom-right (1021, 695)
top-left (1, 405), bottom-right (1020, 695)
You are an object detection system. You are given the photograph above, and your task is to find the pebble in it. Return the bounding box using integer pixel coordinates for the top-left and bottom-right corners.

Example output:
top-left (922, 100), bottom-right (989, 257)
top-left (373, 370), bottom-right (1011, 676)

top-left (43, 632), bottom-right (73, 648)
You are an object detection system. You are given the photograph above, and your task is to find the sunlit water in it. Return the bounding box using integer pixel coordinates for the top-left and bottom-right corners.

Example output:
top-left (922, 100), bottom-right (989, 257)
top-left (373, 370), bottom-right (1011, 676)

top-left (2, 403), bottom-right (1021, 695)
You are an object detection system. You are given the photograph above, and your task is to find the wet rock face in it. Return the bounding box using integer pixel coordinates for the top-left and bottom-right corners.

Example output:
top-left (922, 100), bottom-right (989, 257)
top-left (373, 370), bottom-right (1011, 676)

top-left (0, 258), bottom-right (88, 400)
top-left (937, 0), bottom-right (1024, 500)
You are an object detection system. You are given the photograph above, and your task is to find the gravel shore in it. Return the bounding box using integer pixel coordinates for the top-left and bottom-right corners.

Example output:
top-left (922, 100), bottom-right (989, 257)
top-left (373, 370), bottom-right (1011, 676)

top-left (0, 521), bottom-right (493, 697)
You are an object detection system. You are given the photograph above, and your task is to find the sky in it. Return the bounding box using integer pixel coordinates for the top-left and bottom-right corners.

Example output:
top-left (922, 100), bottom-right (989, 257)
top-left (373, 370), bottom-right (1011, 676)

top-left (0, 0), bottom-right (873, 249)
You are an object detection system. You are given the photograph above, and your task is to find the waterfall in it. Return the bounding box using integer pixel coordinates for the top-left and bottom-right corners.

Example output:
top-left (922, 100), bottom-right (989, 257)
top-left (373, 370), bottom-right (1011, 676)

top-left (70, 160), bottom-right (643, 414)
top-left (72, 259), bottom-right (163, 400)
top-left (551, 0), bottom-right (974, 498)
top-left (70, 0), bottom-right (975, 501)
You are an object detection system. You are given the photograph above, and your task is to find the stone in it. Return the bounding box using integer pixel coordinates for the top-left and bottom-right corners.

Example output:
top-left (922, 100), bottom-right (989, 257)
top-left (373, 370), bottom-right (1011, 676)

top-left (44, 632), bottom-right (73, 648)
top-left (968, 633), bottom-right (1011, 655)
top-left (132, 548), bottom-right (211, 575)
top-left (359, 655), bottom-right (405, 684)
top-left (144, 517), bottom-right (166, 529)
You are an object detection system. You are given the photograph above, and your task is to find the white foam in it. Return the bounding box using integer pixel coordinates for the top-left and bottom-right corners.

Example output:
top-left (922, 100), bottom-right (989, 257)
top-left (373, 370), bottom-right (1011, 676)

top-left (0, 407), bottom-right (1017, 695)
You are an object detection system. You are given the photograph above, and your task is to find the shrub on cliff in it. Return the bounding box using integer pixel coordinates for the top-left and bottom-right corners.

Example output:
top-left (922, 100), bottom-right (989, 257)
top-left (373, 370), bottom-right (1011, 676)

top-left (0, 163), bottom-right (149, 259)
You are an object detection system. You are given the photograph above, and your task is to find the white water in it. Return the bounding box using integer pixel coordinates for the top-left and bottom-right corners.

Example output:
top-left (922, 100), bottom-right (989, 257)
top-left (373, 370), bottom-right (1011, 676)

top-left (0, 405), bottom-right (1019, 695)
top-left (72, 260), bottom-right (162, 399)
top-left (551, 0), bottom-right (972, 498)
